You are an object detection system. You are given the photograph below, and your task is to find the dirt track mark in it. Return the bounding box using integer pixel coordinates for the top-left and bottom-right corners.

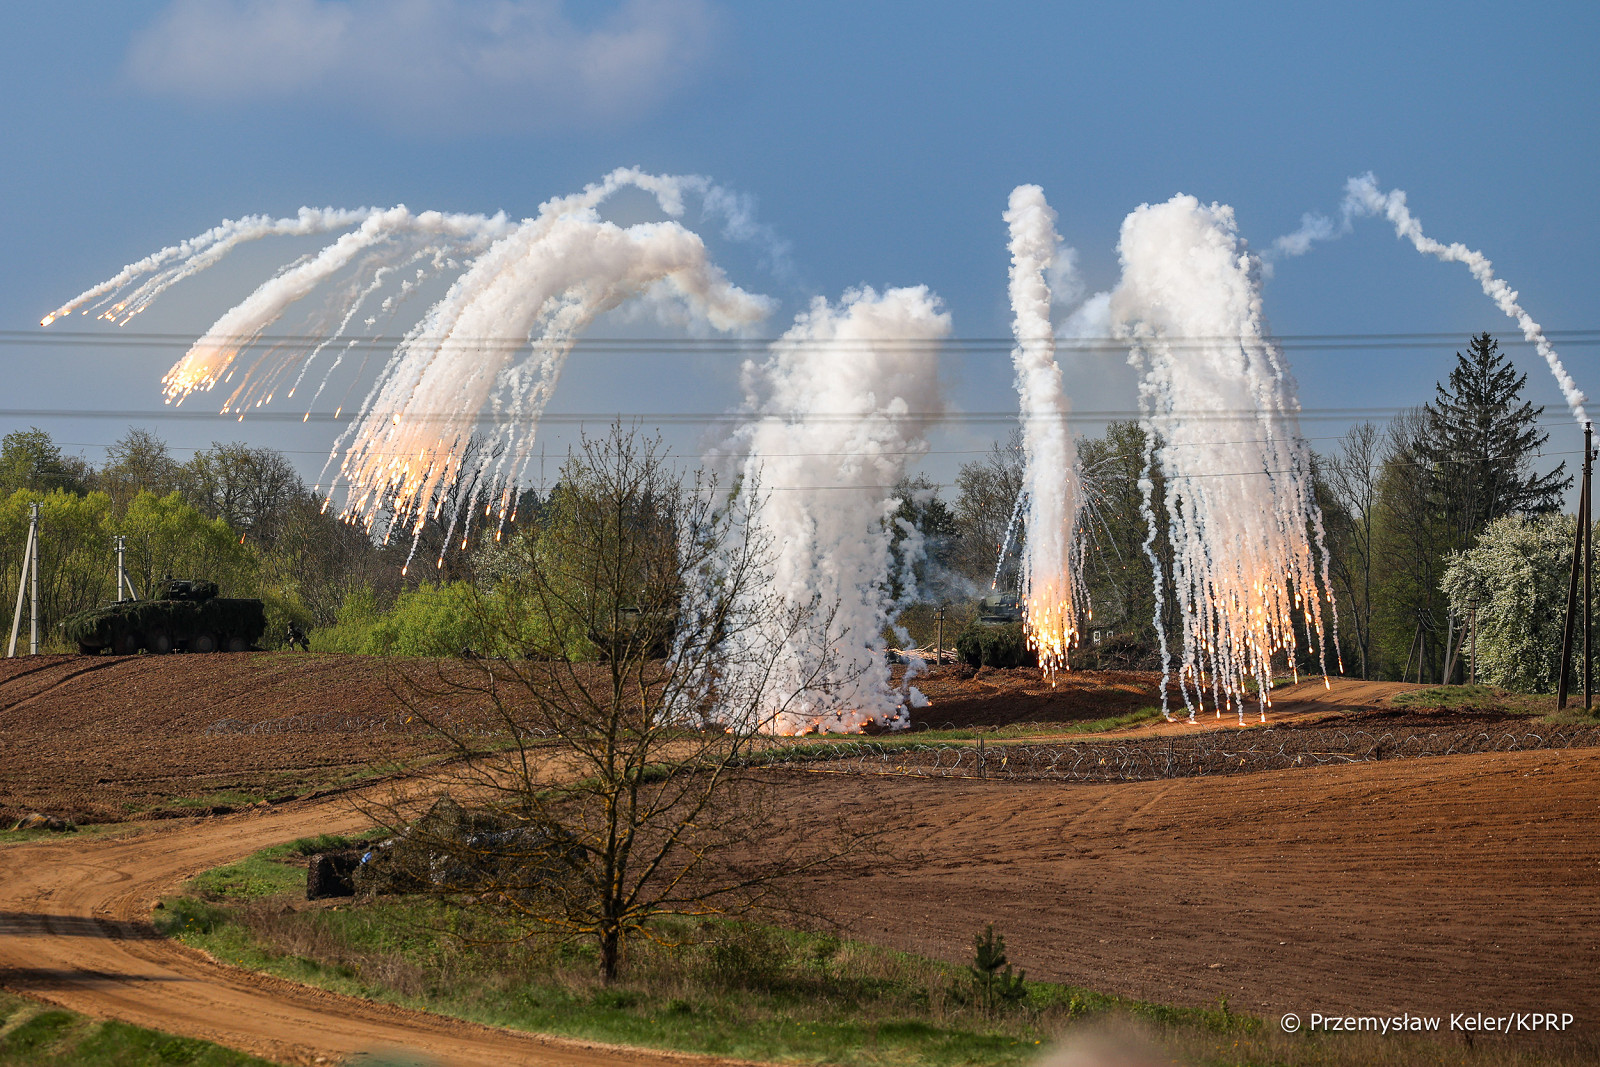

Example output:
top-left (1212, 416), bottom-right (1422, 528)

top-left (0, 655), bottom-right (132, 714)
top-left (0, 800), bottom-right (758, 1067)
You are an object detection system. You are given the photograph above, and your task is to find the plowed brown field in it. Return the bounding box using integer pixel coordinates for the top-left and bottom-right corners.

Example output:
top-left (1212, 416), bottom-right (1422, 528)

top-left (2, 654), bottom-right (1597, 1063)
top-left (0, 653), bottom-right (494, 824)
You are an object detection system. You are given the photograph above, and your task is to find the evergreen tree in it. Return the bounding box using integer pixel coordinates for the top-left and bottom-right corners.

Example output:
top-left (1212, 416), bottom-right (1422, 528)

top-left (1417, 333), bottom-right (1569, 553)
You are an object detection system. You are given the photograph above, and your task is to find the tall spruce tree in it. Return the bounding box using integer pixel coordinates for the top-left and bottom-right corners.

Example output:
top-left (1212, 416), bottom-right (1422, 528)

top-left (1417, 333), bottom-right (1569, 553)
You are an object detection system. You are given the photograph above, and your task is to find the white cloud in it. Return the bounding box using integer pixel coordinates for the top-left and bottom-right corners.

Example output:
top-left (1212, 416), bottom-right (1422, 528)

top-left (126, 0), bottom-right (718, 131)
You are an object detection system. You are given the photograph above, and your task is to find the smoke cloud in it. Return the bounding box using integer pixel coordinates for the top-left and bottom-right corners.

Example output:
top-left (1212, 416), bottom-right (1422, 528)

top-left (723, 286), bottom-right (950, 734)
top-left (1112, 194), bottom-right (1335, 721)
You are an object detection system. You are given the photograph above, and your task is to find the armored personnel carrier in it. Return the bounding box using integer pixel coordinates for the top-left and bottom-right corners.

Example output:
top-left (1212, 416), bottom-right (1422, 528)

top-left (62, 578), bottom-right (266, 655)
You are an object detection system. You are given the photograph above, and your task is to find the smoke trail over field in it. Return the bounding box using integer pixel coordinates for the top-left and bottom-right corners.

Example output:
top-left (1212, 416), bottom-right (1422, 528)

top-left (1112, 195), bottom-right (1335, 721)
top-left (45, 169), bottom-right (773, 562)
top-left (724, 286), bottom-right (949, 733)
top-left (1273, 173), bottom-right (1589, 426)
top-left (1003, 185), bottom-right (1082, 678)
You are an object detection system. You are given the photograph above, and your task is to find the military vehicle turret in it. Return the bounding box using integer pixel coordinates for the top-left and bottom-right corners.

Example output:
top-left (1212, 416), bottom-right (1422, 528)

top-left (976, 593), bottom-right (1024, 624)
top-left (62, 578), bottom-right (267, 655)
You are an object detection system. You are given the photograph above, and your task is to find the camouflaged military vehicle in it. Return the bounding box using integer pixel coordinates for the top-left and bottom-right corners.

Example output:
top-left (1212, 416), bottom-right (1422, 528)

top-left (62, 578), bottom-right (266, 655)
top-left (975, 593), bottom-right (1024, 624)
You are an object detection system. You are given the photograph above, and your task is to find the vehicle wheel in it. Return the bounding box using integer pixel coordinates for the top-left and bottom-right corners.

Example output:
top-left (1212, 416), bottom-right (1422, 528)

top-left (112, 631), bottom-right (140, 655)
top-left (191, 632), bottom-right (218, 653)
top-left (146, 631), bottom-right (174, 655)
top-left (225, 635), bottom-right (250, 653)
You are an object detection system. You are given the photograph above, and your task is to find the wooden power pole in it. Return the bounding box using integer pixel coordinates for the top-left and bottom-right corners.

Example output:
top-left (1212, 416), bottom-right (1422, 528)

top-left (1559, 423), bottom-right (1592, 709)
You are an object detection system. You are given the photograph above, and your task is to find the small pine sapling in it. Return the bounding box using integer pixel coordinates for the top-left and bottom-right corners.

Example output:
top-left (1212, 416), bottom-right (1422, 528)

top-left (969, 923), bottom-right (1027, 1015)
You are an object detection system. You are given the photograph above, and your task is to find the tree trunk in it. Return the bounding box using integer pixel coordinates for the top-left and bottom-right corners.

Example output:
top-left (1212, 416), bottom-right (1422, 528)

top-left (599, 922), bottom-right (621, 984)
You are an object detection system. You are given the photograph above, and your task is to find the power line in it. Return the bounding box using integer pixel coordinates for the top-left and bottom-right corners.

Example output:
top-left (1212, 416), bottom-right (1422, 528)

top-left (0, 405), bottom-right (1578, 424)
top-left (6, 328), bottom-right (1600, 354)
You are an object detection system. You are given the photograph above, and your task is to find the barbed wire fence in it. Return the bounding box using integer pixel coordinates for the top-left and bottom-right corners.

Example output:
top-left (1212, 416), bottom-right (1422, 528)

top-left (741, 725), bottom-right (1600, 783)
top-left (202, 712), bottom-right (1600, 784)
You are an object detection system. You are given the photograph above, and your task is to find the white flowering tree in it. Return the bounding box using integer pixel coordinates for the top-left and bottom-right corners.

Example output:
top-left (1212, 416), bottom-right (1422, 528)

top-left (1441, 513), bottom-right (1595, 693)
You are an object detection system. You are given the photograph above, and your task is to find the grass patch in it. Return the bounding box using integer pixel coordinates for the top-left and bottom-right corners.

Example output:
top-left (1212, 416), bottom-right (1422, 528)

top-left (169, 790), bottom-right (270, 811)
top-left (182, 847), bottom-right (307, 900)
top-left (0, 991), bottom-right (270, 1066)
top-left (0, 823), bottom-right (141, 849)
top-left (153, 840), bottom-right (1596, 1066)
top-left (905, 707), bottom-right (1167, 742)
top-left (1391, 685), bottom-right (1556, 717)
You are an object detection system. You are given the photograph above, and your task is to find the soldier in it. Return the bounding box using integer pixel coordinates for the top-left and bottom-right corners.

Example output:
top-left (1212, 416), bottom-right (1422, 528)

top-left (285, 621), bottom-right (310, 652)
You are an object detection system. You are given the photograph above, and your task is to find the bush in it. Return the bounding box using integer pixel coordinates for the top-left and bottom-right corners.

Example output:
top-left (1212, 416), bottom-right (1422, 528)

top-left (311, 586), bottom-right (383, 653)
top-left (954, 621), bottom-right (1036, 669)
top-left (364, 582), bottom-right (482, 656)
top-left (1442, 513), bottom-right (1598, 692)
top-left (258, 591), bottom-right (314, 650)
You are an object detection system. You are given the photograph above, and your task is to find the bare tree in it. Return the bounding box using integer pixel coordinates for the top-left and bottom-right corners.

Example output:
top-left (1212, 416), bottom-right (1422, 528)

top-left (952, 430), bottom-right (1026, 590)
top-left (1324, 421), bottom-right (1381, 678)
top-left (364, 425), bottom-right (861, 982)
top-left (182, 442), bottom-right (304, 547)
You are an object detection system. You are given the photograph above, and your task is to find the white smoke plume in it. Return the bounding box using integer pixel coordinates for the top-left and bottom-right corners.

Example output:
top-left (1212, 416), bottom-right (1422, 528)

top-left (1270, 173), bottom-right (1588, 426)
top-left (46, 169), bottom-right (775, 562)
top-left (1003, 185), bottom-right (1083, 678)
top-left (1343, 174), bottom-right (1588, 426)
top-left (1112, 194), bottom-right (1336, 722)
top-left (722, 286), bottom-right (950, 734)
top-left (40, 206), bottom-right (377, 327)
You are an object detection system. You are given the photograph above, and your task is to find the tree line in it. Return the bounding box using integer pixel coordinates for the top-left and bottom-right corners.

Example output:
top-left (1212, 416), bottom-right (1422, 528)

top-left (1, 332), bottom-right (1583, 688)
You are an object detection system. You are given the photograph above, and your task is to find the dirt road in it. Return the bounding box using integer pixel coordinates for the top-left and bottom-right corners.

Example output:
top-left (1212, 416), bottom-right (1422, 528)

top-left (0, 800), bottom-right (750, 1066)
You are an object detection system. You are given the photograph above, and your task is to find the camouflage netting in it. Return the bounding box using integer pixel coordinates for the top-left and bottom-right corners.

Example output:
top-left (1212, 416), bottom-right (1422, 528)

top-left (306, 852), bottom-right (362, 900)
top-left (353, 796), bottom-right (579, 901)
top-left (61, 596), bottom-right (266, 650)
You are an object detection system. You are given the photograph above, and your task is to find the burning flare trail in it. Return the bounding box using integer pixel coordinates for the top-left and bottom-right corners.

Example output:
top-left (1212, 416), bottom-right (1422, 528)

top-left (1112, 195), bottom-right (1337, 722)
top-left (1274, 173), bottom-right (1588, 426)
top-left (45, 170), bottom-right (773, 561)
top-left (1003, 185), bottom-right (1084, 680)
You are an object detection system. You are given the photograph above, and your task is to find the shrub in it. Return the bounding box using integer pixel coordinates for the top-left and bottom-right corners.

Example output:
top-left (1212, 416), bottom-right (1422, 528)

top-left (310, 585), bottom-right (384, 654)
top-left (1442, 513), bottom-right (1598, 692)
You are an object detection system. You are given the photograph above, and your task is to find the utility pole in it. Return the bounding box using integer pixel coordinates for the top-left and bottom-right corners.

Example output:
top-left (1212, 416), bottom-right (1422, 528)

top-left (114, 535), bottom-right (138, 601)
top-left (1559, 422), bottom-right (1591, 709)
top-left (1587, 427), bottom-right (1594, 712)
top-left (30, 502), bottom-right (39, 655)
top-left (1469, 600), bottom-right (1478, 686)
top-left (7, 504), bottom-right (39, 658)
top-left (935, 604), bottom-right (946, 667)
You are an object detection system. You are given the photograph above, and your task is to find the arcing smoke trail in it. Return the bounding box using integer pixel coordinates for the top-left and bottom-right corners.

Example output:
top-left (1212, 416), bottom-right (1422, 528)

top-left (1003, 185), bottom-right (1082, 679)
top-left (725, 287), bottom-right (949, 734)
top-left (41, 207), bottom-right (376, 327)
top-left (1113, 195), bottom-right (1335, 722)
top-left (1273, 173), bottom-right (1588, 426)
top-left (335, 189), bottom-right (770, 559)
top-left (46, 169), bottom-right (773, 561)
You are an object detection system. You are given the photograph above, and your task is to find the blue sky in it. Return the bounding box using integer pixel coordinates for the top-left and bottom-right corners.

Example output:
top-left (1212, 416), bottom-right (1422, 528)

top-left (2, 1), bottom-right (1597, 493)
